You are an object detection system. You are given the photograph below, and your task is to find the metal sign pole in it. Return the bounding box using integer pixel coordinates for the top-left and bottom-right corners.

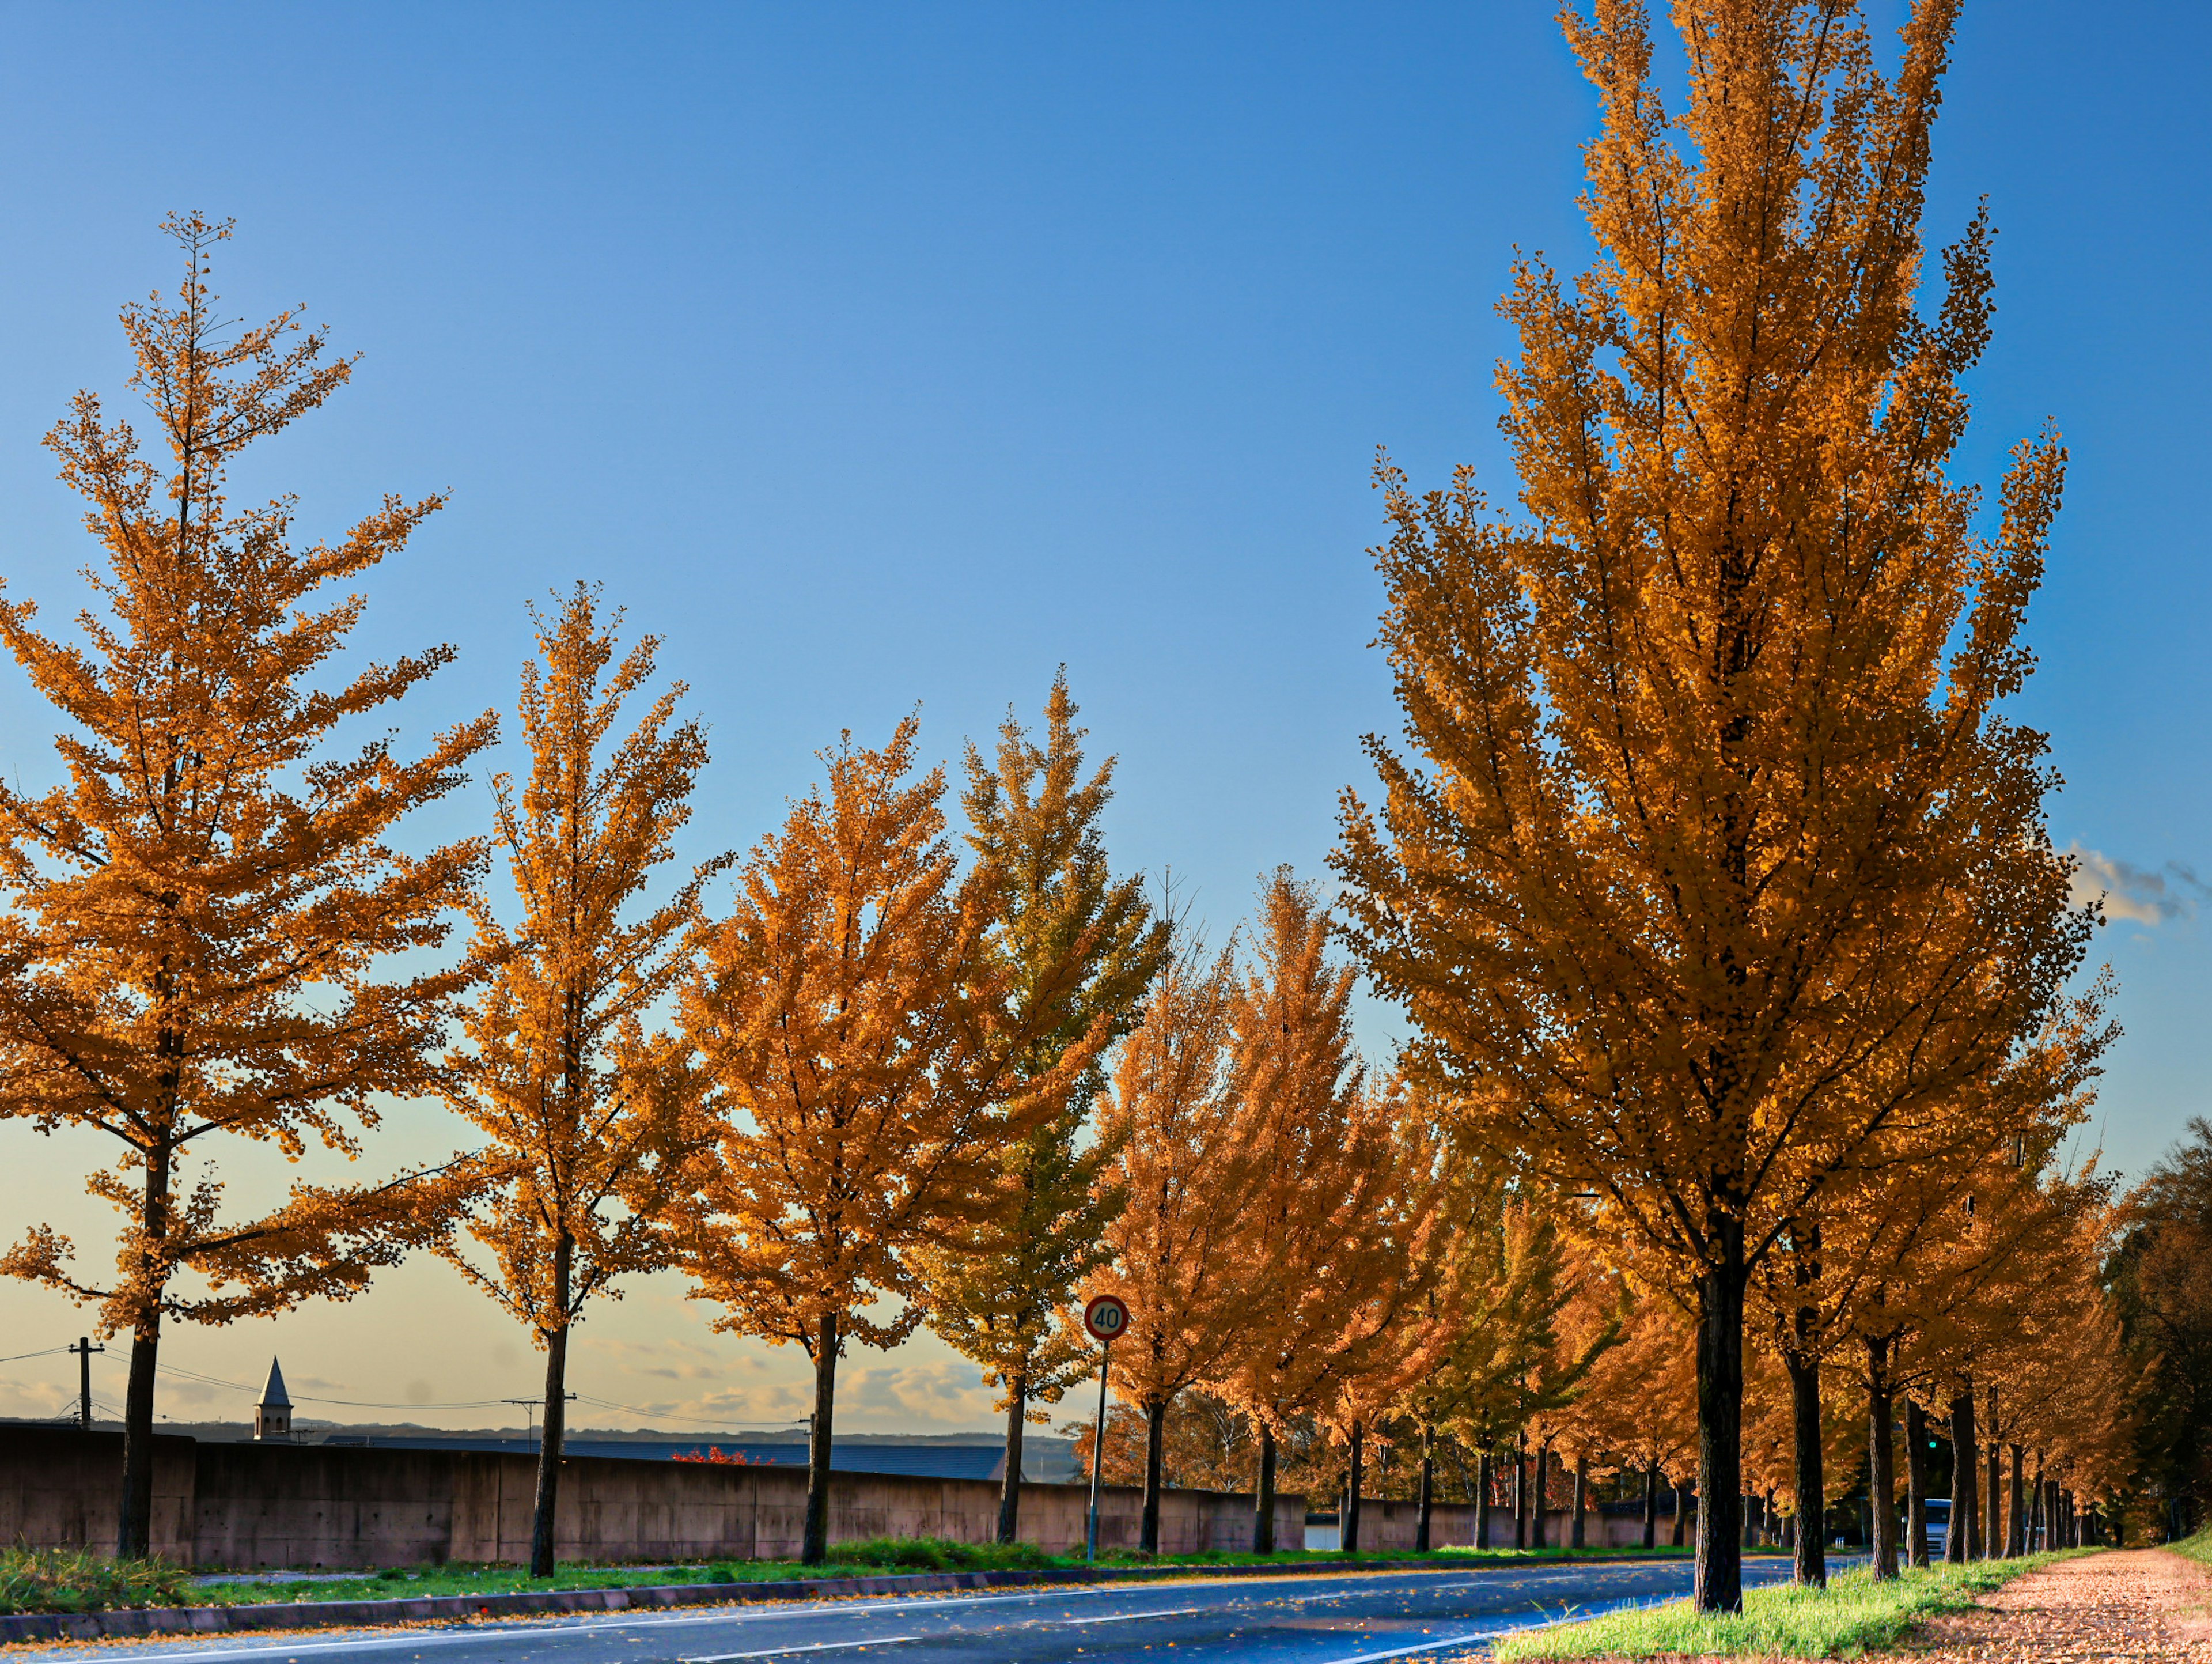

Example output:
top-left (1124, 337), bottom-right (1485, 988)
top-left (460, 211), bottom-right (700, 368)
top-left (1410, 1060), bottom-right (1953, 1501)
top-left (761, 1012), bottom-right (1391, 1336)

top-left (1085, 1338), bottom-right (1112, 1562)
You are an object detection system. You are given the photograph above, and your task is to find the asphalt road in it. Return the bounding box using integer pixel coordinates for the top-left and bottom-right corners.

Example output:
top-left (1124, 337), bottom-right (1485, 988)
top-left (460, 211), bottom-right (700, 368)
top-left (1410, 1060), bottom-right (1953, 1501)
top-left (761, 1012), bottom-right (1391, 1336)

top-left (54, 1558), bottom-right (1808, 1664)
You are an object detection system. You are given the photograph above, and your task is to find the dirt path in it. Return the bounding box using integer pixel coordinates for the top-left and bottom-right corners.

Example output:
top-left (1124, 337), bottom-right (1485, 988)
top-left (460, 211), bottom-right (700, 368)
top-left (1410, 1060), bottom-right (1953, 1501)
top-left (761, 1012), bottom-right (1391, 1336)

top-left (1884, 1549), bottom-right (2212, 1661)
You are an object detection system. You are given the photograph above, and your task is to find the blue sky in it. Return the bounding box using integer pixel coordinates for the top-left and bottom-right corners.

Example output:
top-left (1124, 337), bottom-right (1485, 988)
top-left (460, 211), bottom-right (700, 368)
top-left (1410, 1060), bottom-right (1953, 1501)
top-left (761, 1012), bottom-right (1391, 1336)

top-left (0, 2), bottom-right (2202, 1433)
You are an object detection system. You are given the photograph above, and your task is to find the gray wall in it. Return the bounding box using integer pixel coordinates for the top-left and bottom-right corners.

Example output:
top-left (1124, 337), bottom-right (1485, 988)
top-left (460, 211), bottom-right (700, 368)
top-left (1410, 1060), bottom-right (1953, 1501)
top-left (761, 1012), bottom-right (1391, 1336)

top-left (0, 1426), bottom-right (1308, 1570)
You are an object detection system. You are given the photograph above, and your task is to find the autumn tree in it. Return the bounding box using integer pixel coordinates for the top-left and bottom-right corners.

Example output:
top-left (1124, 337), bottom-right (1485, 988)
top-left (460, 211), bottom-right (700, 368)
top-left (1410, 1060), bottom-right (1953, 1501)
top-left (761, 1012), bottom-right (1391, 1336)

top-left (2109, 1117), bottom-right (2212, 1537)
top-left (1390, 1160), bottom-right (1541, 1552)
top-left (679, 718), bottom-right (1105, 1564)
top-left (1335, 0), bottom-right (2089, 1609)
top-left (1568, 1286), bottom-right (1700, 1549)
top-left (1206, 872), bottom-right (1444, 1553)
top-left (1544, 1264), bottom-right (1647, 1548)
top-left (1423, 1198), bottom-right (1601, 1549)
top-left (1086, 931), bottom-right (1253, 1553)
top-left (434, 587), bottom-right (722, 1576)
top-left (916, 675), bottom-right (1168, 1543)
top-left (0, 214), bottom-right (493, 1556)
top-left (1066, 1389), bottom-right (1257, 1495)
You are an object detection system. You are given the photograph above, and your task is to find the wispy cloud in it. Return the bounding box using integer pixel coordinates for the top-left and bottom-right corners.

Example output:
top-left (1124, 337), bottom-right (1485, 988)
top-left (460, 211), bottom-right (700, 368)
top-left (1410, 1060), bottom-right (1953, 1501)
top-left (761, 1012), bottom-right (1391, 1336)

top-left (843, 1362), bottom-right (991, 1425)
top-left (2066, 845), bottom-right (2209, 925)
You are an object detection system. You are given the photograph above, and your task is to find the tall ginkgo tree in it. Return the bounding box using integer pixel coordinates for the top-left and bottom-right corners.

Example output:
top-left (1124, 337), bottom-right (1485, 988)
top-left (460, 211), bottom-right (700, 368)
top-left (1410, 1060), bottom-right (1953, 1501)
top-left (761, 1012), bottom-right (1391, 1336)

top-left (679, 718), bottom-right (1108, 1564)
top-left (0, 214), bottom-right (494, 1557)
top-left (1086, 931), bottom-right (1252, 1555)
top-left (916, 676), bottom-right (1168, 1544)
top-left (1335, 0), bottom-right (2089, 1610)
top-left (437, 586), bottom-right (724, 1576)
top-left (1211, 871), bottom-right (1442, 1554)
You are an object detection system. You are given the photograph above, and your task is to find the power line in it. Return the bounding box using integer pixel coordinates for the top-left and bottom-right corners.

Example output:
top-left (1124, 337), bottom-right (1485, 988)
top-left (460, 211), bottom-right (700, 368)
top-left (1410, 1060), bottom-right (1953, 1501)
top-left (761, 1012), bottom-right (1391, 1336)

top-left (0, 1345), bottom-right (71, 1367)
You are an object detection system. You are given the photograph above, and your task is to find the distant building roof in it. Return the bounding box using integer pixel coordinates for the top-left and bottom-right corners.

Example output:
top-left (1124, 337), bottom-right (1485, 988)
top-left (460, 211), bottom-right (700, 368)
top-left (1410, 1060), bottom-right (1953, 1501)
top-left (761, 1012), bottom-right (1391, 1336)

top-left (310, 1435), bottom-right (1018, 1482)
top-left (257, 1359), bottom-right (291, 1409)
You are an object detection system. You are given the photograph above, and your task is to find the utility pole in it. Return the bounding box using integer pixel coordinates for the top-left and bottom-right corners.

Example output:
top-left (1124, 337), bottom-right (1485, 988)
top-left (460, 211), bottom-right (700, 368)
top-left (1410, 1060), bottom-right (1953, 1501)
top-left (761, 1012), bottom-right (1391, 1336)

top-left (67, 1337), bottom-right (103, 1430)
top-left (504, 1393), bottom-right (576, 1452)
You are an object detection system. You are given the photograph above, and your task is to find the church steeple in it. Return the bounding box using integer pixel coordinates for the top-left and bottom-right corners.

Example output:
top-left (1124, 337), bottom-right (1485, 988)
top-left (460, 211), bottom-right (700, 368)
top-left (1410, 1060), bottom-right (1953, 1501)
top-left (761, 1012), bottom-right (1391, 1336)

top-left (254, 1357), bottom-right (293, 1442)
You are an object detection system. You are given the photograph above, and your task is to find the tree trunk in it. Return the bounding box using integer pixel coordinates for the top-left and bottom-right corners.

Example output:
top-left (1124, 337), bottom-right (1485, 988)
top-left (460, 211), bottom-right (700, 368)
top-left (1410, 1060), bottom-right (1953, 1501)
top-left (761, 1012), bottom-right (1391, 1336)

top-left (116, 1311), bottom-right (161, 1560)
top-left (2007, 1443), bottom-right (2026, 1557)
top-left (1342, 1419), bottom-right (1364, 1555)
top-left (1140, 1396), bottom-right (1167, 1554)
top-left (1252, 1421), bottom-right (1277, 1554)
top-left (1535, 1440), bottom-right (1552, 1549)
top-left (1695, 1223), bottom-right (1748, 1612)
top-left (1904, 1397), bottom-right (1930, 1569)
top-left (1476, 1449), bottom-right (1493, 1549)
top-left (1785, 1349), bottom-right (1825, 1587)
top-left (1984, 1388), bottom-right (2001, 1561)
top-left (1642, 1462), bottom-right (1658, 1550)
top-left (1572, 1453), bottom-right (1589, 1549)
top-left (1865, 1334), bottom-right (1896, 1580)
top-left (1513, 1434), bottom-right (1529, 1549)
top-left (1672, 1480), bottom-right (1688, 1546)
top-left (529, 1323), bottom-right (570, 1577)
top-left (1983, 1437), bottom-right (2000, 1559)
top-left (1946, 1387), bottom-right (1978, 1562)
top-left (1415, 1423), bottom-right (1435, 1552)
top-left (118, 1139), bottom-right (175, 1563)
top-left (997, 1382), bottom-right (1026, 1545)
top-left (803, 1310), bottom-right (839, 1565)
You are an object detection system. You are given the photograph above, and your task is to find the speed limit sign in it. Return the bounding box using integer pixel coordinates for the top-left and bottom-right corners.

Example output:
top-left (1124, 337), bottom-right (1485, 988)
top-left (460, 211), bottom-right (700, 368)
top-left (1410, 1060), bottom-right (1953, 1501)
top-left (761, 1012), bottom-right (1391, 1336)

top-left (1084, 1294), bottom-right (1128, 1344)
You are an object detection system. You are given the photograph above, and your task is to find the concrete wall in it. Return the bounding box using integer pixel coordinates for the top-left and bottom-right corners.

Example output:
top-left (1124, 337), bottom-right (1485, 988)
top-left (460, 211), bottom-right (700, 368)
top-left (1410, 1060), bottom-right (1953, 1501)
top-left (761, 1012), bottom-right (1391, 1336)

top-left (0, 1428), bottom-right (195, 1561)
top-left (0, 1427), bottom-right (1306, 1570)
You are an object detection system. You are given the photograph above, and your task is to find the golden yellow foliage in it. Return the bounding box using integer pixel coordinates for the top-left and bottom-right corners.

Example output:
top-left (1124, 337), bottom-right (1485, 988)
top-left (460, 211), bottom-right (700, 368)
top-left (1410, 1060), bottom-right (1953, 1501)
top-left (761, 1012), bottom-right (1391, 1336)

top-left (1209, 870), bottom-right (1446, 1552)
top-left (437, 584), bottom-right (724, 1574)
top-left (914, 676), bottom-right (1168, 1542)
top-left (679, 717), bottom-right (1106, 1563)
top-left (0, 215), bottom-right (493, 1556)
top-left (1085, 931), bottom-right (1252, 1553)
top-left (1335, 0), bottom-right (2089, 1608)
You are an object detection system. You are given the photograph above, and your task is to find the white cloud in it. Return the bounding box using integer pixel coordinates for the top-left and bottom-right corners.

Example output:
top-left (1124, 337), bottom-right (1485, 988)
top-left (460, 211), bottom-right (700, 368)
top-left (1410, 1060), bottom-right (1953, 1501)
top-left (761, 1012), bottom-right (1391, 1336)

top-left (842, 1361), bottom-right (993, 1427)
top-left (2066, 845), bottom-right (2206, 926)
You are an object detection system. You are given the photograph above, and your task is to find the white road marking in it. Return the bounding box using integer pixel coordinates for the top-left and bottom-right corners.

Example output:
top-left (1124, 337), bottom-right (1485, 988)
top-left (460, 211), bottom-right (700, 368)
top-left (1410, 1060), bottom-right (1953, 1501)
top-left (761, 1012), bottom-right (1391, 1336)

top-left (1054, 1606), bottom-right (1205, 1624)
top-left (1307, 1634), bottom-right (1499, 1664)
top-left (680, 1639), bottom-right (919, 1662)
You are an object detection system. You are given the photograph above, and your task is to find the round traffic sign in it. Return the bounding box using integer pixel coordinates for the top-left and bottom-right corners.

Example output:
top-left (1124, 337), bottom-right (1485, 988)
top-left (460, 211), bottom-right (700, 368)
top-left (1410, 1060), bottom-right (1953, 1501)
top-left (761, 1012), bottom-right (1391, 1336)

top-left (1084, 1294), bottom-right (1128, 1344)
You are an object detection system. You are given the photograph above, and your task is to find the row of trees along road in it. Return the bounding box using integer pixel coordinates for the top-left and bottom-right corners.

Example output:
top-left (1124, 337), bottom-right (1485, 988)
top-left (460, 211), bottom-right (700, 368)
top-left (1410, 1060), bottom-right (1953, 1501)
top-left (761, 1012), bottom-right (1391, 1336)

top-left (0, 213), bottom-right (1160, 1571)
top-left (0, 0), bottom-right (2184, 1605)
top-left (1329, 0), bottom-right (2122, 1613)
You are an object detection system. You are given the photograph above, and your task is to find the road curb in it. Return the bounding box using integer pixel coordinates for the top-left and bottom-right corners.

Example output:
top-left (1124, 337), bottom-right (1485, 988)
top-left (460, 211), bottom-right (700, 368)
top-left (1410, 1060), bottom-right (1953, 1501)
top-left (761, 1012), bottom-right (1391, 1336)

top-left (0, 1550), bottom-right (1701, 1646)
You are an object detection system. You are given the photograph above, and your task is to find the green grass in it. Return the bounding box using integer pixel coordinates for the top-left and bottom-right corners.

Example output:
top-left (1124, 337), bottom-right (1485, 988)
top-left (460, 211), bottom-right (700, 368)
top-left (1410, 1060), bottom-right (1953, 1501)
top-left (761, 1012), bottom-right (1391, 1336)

top-left (177, 1539), bottom-right (1702, 1609)
top-left (1493, 1551), bottom-right (2084, 1660)
top-left (0, 1547), bottom-right (193, 1615)
top-left (2171, 1523), bottom-right (2212, 1569)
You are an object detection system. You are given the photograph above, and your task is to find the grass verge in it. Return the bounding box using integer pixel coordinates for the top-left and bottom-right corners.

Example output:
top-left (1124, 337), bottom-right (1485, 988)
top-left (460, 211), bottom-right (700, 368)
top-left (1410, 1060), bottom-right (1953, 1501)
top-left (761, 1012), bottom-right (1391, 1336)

top-left (1492, 1550), bottom-right (2085, 1660)
top-left (0, 1549), bottom-right (192, 1615)
top-left (2171, 1523), bottom-right (2212, 1570)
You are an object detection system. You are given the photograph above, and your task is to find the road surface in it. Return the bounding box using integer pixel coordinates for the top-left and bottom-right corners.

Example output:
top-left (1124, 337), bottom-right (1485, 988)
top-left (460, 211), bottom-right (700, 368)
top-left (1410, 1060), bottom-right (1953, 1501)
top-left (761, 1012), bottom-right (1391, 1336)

top-left (59, 1559), bottom-right (1807, 1664)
